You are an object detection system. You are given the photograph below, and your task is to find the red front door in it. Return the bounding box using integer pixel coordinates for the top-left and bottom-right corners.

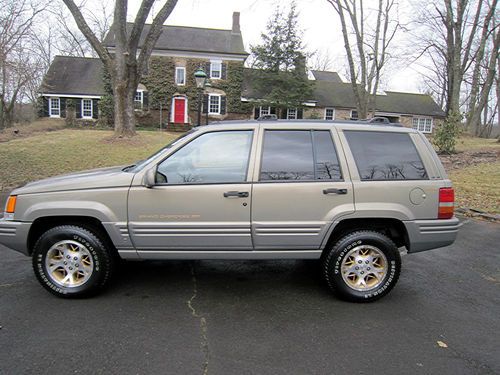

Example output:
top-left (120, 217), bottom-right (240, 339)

top-left (173, 97), bottom-right (186, 123)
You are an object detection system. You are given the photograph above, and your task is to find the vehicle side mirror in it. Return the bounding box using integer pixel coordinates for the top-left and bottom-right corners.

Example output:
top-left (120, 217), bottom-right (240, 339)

top-left (143, 167), bottom-right (156, 188)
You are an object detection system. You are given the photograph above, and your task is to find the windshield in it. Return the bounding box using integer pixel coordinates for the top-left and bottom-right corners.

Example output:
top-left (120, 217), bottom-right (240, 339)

top-left (124, 129), bottom-right (199, 173)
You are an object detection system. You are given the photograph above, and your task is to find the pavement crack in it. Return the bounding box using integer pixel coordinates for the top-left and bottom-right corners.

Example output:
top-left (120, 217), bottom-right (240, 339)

top-left (188, 262), bottom-right (210, 375)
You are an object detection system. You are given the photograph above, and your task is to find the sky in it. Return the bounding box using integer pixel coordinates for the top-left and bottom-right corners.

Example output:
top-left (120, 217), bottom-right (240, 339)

top-left (127, 0), bottom-right (423, 93)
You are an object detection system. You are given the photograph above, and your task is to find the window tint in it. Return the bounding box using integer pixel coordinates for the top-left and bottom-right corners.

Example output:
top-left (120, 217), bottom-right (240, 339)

top-left (157, 131), bottom-right (253, 184)
top-left (313, 131), bottom-right (342, 180)
top-left (345, 131), bottom-right (428, 180)
top-left (260, 130), bottom-right (342, 181)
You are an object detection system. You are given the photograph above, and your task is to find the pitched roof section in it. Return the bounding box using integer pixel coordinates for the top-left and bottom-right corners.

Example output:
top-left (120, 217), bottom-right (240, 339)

top-left (39, 56), bottom-right (105, 96)
top-left (103, 24), bottom-right (248, 56)
top-left (310, 70), bottom-right (343, 83)
top-left (376, 91), bottom-right (446, 117)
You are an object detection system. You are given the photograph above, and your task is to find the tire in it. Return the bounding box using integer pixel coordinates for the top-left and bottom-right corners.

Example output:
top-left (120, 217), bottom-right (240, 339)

top-left (322, 230), bottom-right (401, 302)
top-left (32, 225), bottom-right (115, 298)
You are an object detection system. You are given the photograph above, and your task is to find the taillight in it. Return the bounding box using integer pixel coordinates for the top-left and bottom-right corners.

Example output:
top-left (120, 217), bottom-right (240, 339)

top-left (438, 188), bottom-right (454, 219)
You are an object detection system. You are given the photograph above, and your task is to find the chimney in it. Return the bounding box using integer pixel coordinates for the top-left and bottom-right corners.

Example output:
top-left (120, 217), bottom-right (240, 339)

top-left (232, 12), bottom-right (241, 34)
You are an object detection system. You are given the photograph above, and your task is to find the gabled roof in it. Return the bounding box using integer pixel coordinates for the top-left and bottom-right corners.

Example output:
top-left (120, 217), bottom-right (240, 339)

top-left (103, 23), bottom-right (248, 56)
top-left (313, 81), bottom-right (359, 108)
top-left (39, 56), bottom-right (105, 96)
top-left (376, 91), bottom-right (446, 117)
top-left (310, 70), bottom-right (343, 83)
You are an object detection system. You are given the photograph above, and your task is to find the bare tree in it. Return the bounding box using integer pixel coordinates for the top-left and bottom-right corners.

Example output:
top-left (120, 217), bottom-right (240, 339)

top-left (0, 0), bottom-right (44, 130)
top-left (326, 0), bottom-right (400, 119)
top-left (62, 0), bottom-right (179, 136)
top-left (309, 49), bottom-right (334, 71)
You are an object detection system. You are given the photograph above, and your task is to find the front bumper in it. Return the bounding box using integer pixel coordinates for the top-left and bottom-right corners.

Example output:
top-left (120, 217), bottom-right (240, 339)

top-left (404, 217), bottom-right (461, 253)
top-left (0, 219), bottom-right (31, 256)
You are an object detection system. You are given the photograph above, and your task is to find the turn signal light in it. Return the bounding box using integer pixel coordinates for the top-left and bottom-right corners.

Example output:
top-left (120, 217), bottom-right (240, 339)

top-left (438, 188), bottom-right (454, 219)
top-left (5, 195), bottom-right (17, 213)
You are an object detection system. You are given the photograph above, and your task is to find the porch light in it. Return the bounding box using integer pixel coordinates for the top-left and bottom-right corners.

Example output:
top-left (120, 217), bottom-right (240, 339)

top-left (194, 68), bottom-right (207, 89)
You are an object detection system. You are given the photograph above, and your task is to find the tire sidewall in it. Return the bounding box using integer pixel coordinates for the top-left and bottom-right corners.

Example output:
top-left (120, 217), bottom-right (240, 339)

top-left (33, 226), bottom-right (107, 297)
top-left (326, 232), bottom-right (401, 302)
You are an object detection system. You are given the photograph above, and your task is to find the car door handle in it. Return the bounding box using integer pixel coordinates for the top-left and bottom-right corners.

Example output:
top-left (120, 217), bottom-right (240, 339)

top-left (223, 191), bottom-right (249, 198)
top-left (323, 188), bottom-right (348, 195)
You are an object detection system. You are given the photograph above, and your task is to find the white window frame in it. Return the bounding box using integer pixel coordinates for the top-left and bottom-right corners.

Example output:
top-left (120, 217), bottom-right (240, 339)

top-left (81, 99), bottom-right (93, 119)
top-left (259, 106), bottom-right (271, 117)
top-left (134, 91), bottom-right (144, 109)
top-left (287, 108), bottom-right (297, 120)
top-left (208, 94), bottom-right (221, 115)
top-left (324, 108), bottom-right (335, 121)
top-left (175, 67), bottom-right (186, 86)
top-left (412, 117), bottom-right (433, 133)
top-left (210, 60), bottom-right (222, 79)
top-left (49, 97), bottom-right (60, 118)
top-left (350, 109), bottom-right (359, 120)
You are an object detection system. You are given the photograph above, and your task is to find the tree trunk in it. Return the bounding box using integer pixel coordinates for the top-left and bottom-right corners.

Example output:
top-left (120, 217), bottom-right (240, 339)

top-left (112, 80), bottom-right (137, 137)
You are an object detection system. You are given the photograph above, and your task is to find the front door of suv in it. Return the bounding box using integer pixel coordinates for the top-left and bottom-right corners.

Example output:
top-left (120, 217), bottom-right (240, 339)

top-left (251, 127), bottom-right (354, 250)
top-left (128, 129), bottom-right (257, 253)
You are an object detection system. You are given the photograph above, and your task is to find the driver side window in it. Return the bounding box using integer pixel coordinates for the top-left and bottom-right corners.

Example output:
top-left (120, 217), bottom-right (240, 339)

top-left (156, 130), bottom-right (253, 184)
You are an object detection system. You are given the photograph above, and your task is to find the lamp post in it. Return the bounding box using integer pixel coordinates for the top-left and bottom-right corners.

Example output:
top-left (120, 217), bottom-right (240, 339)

top-left (194, 68), bottom-right (207, 127)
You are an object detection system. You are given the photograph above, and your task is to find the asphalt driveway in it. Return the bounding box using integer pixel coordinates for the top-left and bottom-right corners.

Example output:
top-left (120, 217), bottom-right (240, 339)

top-left (0, 217), bottom-right (499, 375)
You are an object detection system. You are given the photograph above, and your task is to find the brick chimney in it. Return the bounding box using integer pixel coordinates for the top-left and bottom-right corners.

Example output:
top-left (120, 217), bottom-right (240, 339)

top-left (232, 12), bottom-right (241, 34)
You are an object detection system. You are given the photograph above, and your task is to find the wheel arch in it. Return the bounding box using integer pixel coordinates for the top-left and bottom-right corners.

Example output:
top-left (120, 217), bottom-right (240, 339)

top-left (27, 216), bottom-right (118, 256)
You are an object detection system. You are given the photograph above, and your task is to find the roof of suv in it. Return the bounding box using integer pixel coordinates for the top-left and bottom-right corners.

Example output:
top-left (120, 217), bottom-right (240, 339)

top-left (206, 119), bottom-right (418, 133)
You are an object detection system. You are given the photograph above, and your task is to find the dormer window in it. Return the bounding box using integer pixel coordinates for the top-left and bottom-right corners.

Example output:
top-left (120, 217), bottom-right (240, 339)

top-left (210, 61), bottom-right (222, 79)
top-left (175, 67), bottom-right (186, 86)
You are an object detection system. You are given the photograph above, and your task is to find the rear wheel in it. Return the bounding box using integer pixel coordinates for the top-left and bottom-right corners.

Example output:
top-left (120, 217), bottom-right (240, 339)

top-left (32, 225), bottom-right (115, 298)
top-left (322, 230), bottom-right (401, 302)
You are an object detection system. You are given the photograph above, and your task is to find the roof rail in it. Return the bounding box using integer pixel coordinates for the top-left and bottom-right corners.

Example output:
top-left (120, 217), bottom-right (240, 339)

top-left (257, 114), bottom-right (278, 121)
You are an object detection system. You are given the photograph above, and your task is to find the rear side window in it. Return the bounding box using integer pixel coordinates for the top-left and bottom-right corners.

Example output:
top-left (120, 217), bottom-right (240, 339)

top-left (260, 130), bottom-right (342, 181)
top-left (344, 131), bottom-right (428, 180)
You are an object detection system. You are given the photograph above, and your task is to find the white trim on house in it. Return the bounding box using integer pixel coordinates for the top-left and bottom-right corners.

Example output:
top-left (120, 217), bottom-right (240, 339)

top-left (210, 60), bottom-right (222, 79)
top-left (259, 106), bottom-right (271, 117)
top-left (175, 67), bottom-right (186, 86)
top-left (81, 98), bottom-right (93, 119)
top-left (171, 96), bottom-right (189, 123)
top-left (134, 90), bottom-right (144, 109)
top-left (43, 94), bottom-right (101, 99)
top-left (107, 47), bottom-right (247, 61)
top-left (49, 97), bottom-right (61, 118)
top-left (208, 93), bottom-right (222, 114)
top-left (324, 108), bottom-right (335, 121)
top-left (350, 109), bottom-right (359, 120)
top-left (412, 117), bottom-right (433, 133)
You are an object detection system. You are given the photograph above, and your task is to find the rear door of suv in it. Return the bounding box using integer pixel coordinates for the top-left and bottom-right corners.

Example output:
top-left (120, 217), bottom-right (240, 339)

top-left (250, 124), bottom-right (354, 250)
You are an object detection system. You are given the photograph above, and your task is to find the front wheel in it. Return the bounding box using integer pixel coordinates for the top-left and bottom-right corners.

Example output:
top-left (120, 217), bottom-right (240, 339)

top-left (322, 230), bottom-right (401, 302)
top-left (32, 225), bottom-right (115, 298)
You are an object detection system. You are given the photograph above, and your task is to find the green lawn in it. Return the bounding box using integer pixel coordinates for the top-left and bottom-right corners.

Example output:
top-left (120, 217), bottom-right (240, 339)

top-left (0, 129), bottom-right (178, 191)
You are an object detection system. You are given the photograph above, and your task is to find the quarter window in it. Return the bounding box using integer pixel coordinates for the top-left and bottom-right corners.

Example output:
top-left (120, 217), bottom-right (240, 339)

top-left (345, 131), bottom-right (428, 180)
top-left (210, 61), bottom-right (222, 79)
top-left (325, 108), bottom-right (335, 121)
top-left (260, 130), bottom-right (342, 181)
top-left (412, 117), bottom-right (433, 133)
top-left (49, 98), bottom-right (60, 117)
top-left (82, 99), bottom-right (93, 118)
top-left (175, 67), bottom-right (186, 85)
top-left (208, 94), bottom-right (221, 114)
top-left (156, 131), bottom-right (253, 184)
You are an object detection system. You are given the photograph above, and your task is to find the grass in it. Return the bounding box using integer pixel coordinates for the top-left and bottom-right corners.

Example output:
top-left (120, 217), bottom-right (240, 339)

top-left (449, 162), bottom-right (500, 214)
top-left (0, 129), bottom-right (178, 191)
top-left (0, 118), bottom-right (67, 143)
top-left (454, 135), bottom-right (500, 152)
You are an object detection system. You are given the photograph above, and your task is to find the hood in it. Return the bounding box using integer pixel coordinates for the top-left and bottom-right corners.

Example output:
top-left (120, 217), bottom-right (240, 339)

top-left (12, 166), bottom-right (135, 195)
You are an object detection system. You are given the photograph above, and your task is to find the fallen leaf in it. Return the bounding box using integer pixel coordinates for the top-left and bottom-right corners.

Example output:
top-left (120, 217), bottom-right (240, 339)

top-left (437, 340), bottom-right (448, 348)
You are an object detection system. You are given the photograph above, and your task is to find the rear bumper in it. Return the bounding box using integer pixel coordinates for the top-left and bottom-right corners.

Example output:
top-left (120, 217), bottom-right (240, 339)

top-left (404, 217), bottom-right (461, 253)
top-left (0, 219), bottom-right (31, 256)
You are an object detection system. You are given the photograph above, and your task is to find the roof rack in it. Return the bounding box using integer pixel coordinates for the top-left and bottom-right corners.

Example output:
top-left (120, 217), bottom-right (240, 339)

top-left (257, 114), bottom-right (278, 121)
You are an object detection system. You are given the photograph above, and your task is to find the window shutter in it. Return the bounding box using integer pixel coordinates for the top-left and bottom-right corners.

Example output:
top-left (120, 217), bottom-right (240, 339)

top-left (60, 98), bottom-right (66, 118)
top-left (204, 62), bottom-right (211, 77)
top-left (254, 107), bottom-right (259, 119)
top-left (75, 99), bottom-right (82, 118)
top-left (221, 63), bottom-right (227, 79)
top-left (297, 108), bottom-right (303, 119)
top-left (41, 97), bottom-right (49, 117)
top-left (270, 107), bottom-right (276, 115)
top-left (280, 108), bottom-right (287, 119)
top-left (220, 96), bottom-right (226, 114)
top-left (143, 92), bottom-right (149, 109)
top-left (202, 94), bottom-right (209, 114)
top-left (92, 100), bottom-right (99, 119)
